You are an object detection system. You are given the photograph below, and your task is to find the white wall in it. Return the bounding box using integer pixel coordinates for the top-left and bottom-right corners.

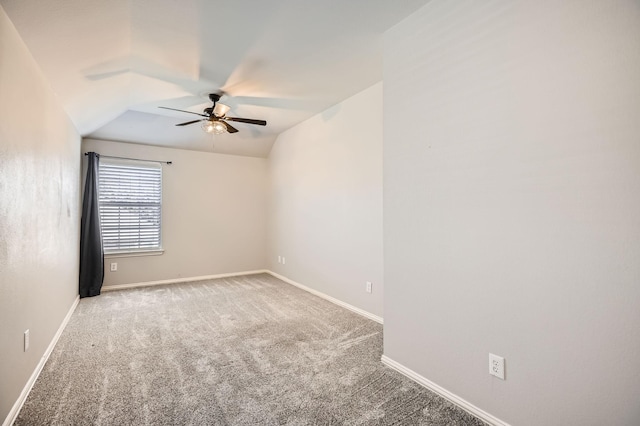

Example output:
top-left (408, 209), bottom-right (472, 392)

top-left (0, 6), bottom-right (81, 423)
top-left (267, 83), bottom-right (384, 317)
top-left (383, 1), bottom-right (640, 425)
top-left (82, 139), bottom-right (268, 287)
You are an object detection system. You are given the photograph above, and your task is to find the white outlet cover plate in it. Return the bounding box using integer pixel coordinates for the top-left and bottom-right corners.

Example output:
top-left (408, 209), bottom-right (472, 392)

top-left (489, 353), bottom-right (505, 380)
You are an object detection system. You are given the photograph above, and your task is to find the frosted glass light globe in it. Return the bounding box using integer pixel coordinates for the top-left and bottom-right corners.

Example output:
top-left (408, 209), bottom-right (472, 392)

top-left (202, 120), bottom-right (226, 134)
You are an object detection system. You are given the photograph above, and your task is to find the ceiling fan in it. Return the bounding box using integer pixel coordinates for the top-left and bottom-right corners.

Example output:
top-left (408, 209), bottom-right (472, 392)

top-left (159, 93), bottom-right (267, 134)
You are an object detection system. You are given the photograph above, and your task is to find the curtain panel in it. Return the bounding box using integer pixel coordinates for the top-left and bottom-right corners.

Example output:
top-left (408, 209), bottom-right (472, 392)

top-left (79, 152), bottom-right (104, 297)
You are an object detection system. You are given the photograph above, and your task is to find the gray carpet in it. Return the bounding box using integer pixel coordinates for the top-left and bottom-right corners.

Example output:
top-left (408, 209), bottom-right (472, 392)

top-left (16, 273), bottom-right (484, 425)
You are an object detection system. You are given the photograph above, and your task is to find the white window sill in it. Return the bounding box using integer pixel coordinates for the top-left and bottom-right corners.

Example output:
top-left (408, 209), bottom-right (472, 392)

top-left (105, 249), bottom-right (164, 259)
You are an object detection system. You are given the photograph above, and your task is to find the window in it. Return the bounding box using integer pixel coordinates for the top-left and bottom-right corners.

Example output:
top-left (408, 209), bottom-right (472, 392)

top-left (98, 158), bottom-right (162, 254)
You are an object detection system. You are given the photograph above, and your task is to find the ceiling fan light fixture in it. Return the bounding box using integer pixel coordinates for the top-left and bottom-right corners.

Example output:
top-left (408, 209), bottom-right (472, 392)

top-left (213, 102), bottom-right (231, 117)
top-left (202, 119), bottom-right (227, 134)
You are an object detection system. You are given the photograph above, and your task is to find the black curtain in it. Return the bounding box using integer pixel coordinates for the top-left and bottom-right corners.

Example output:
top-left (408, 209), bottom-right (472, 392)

top-left (79, 152), bottom-right (104, 298)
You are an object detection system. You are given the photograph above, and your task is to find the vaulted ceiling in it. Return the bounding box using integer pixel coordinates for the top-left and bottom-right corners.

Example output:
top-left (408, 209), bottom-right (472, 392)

top-left (1, 0), bottom-right (429, 157)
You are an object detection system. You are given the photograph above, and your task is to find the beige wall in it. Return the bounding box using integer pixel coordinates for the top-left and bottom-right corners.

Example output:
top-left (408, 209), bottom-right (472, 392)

top-left (82, 139), bottom-right (268, 287)
top-left (383, 1), bottom-right (640, 425)
top-left (0, 6), bottom-right (81, 423)
top-left (267, 83), bottom-right (384, 317)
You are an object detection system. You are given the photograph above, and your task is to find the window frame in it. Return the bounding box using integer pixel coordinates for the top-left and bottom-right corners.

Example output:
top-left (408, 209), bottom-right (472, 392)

top-left (98, 157), bottom-right (164, 256)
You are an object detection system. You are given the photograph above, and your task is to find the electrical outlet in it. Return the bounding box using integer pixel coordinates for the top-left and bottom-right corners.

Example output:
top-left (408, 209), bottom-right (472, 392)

top-left (489, 353), bottom-right (505, 380)
top-left (366, 281), bottom-right (372, 293)
top-left (282, 257), bottom-right (286, 265)
top-left (110, 262), bottom-right (117, 272)
top-left (24, 329), bottom-right (29, 352)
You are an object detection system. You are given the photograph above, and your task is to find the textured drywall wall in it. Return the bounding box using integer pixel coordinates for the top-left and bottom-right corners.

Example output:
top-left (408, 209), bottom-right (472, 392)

top-left (81, 139), bottom-right (268, 287)
top-left (0, 6), bottom-right (81, 423)
top-left (383, 1), bottom-right (640, 425)
top-left (267, 83), bottom-right (383, 317)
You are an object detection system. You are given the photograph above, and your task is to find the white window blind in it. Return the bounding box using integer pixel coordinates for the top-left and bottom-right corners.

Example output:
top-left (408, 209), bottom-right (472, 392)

top-left (98, 158), bottom-right (162, 253)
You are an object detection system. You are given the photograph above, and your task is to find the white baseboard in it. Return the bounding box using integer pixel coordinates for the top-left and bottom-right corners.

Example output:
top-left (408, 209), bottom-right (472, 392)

top-left (381, 355), bottom-right (510, 426)
top-left (3, 295), bottom-right (80, 426)
top-left (101, 269), bottom-right (269, 292)
top-left (266, 270), bottom-right (383, 324)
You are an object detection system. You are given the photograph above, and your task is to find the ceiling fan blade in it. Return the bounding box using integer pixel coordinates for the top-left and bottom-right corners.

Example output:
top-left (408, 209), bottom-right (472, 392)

top-left (175, 119), bottom-right (203, 126)
top-left (159, 106), bottom-right (207, 117)
top-left (221, 121), bottom-right (239, 133)
top-left (224, 117), bottom-right (267, 126)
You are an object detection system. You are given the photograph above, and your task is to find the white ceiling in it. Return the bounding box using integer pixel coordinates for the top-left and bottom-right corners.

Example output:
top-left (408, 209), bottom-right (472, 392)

top-left (1, 0), bottom-right (429, 157)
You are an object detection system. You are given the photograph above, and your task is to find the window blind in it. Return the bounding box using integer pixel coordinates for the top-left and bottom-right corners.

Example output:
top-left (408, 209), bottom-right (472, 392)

top-left (98, 159), bottom-right (162, 253)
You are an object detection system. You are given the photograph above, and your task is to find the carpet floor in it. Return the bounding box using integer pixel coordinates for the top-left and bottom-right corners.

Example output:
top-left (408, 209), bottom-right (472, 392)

top-left (16, 273), bottom-right (484, 425)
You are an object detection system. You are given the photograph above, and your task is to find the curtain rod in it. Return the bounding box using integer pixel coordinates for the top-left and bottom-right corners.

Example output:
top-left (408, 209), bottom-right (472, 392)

top-left (84, 152), bottom-right (172, 165)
